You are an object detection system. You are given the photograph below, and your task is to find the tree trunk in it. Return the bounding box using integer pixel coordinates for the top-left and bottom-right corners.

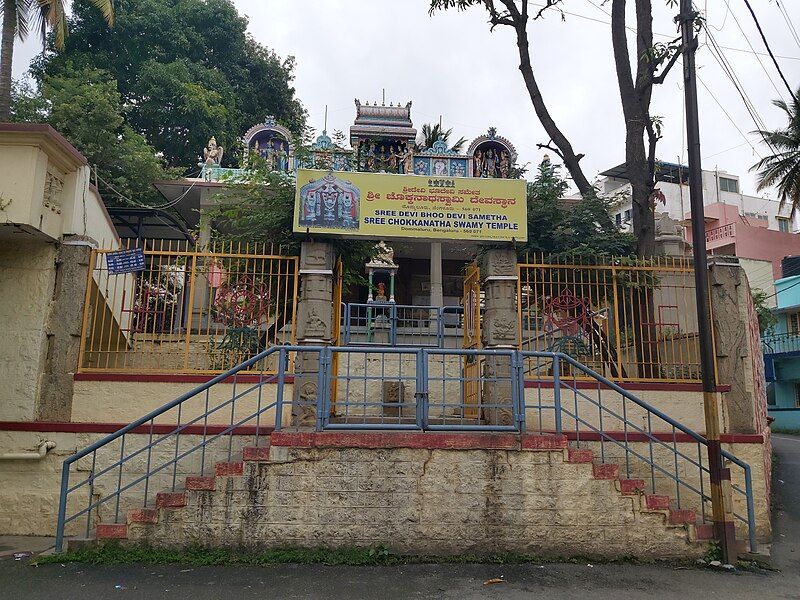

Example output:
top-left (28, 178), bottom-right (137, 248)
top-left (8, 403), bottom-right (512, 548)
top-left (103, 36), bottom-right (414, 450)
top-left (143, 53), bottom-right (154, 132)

top-left (513, 22), bottom-right (594, 196)
top-left (0, 0), bottom-right (16, 122)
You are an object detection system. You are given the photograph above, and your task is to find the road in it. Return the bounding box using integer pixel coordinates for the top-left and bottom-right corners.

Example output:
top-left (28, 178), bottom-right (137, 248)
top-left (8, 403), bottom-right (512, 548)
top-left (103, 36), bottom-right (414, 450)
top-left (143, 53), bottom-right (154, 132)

top-left (1, 434), bottom-right (799, 599)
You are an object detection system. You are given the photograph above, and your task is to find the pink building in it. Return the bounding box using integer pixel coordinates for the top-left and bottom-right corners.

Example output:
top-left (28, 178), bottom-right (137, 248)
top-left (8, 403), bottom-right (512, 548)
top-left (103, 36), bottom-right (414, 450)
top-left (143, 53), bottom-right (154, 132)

top-left (684, 202), bottom-right (800, 279)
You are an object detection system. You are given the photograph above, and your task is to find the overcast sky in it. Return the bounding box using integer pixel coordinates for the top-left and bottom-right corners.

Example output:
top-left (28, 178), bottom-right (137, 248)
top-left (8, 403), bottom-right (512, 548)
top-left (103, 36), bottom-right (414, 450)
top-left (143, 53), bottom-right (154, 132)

top-left (11, 0), bottom-right (800, 198)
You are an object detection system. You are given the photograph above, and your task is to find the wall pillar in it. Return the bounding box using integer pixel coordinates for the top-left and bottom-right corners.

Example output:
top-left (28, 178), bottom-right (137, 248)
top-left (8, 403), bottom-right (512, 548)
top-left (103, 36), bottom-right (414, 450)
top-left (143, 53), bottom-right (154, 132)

top-left (36, 236), bottom-right (95, 421)
top-left (708, 256), bottom-right (769, 435)
top-left (291, 241), bottom-right (335, 428)
top-left (480, 248), bottom-right (519, 426)
top-left (430, 242), bottom-right (443, 308)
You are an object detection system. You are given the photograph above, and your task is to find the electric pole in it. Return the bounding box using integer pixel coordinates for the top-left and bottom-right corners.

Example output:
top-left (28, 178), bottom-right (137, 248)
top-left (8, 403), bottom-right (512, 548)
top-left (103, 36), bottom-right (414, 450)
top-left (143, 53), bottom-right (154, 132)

top-left (679, 0), bottom-right (737, 563)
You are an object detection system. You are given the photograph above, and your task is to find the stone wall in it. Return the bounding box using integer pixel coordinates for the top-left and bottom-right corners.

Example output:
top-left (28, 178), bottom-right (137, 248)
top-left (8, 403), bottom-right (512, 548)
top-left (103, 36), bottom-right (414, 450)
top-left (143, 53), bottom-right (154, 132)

top-left (0, 239), bottom-right (57, 421)
top-left (123, 433), bottom-right (710, 558)
top-left (0, 430), bottom-right (261, 536)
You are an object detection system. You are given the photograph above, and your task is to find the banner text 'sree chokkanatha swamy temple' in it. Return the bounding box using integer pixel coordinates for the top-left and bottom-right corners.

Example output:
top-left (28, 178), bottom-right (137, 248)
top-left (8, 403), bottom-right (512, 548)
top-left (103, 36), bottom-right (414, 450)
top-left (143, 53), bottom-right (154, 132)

top-left (294, 169), bottom-right (527, 242)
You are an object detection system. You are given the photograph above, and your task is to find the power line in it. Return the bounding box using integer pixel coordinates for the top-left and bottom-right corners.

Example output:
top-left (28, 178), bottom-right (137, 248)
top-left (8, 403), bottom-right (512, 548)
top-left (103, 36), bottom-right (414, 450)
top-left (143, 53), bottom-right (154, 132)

top-left (741, 0), bottom-right (799, 101)
top-left (718, 0), bottom-right (786, 101)
top-left (775, 0), bottom-right (800, 49)
top-left (569, 0), bottom-right (800, 61)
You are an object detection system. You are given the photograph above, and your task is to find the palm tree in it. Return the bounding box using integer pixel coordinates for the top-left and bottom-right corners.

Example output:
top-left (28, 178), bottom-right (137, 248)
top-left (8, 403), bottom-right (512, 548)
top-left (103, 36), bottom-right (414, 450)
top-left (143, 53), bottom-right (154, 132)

top-left (751, 91), bottom-right (800, 212)
top-left (0, 0), bottom-right (114, 121)
top-left (418, 122), bottom-right (467, 153)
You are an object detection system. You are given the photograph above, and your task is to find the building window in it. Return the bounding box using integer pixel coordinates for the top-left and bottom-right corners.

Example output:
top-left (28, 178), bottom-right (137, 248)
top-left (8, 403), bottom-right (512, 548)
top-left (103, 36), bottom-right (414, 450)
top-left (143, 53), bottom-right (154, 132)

top-left (794, 383), bottom-right (800, 408)
top-left (779, 218), bottom-right (791, 233)
top-left (624, 209), bottom-right (631, 221)
top-left (719, 177), bottom-right (739, 193)
top-left (615, 213), bottom-right (622, 226)
top-left (789, 312), bottom-right (800, 334)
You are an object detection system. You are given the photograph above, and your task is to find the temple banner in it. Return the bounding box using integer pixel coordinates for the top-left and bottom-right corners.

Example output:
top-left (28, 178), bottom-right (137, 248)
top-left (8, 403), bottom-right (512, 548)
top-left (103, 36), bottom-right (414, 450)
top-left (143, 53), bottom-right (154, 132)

top-left (294, 169), bottom-right (527, 241)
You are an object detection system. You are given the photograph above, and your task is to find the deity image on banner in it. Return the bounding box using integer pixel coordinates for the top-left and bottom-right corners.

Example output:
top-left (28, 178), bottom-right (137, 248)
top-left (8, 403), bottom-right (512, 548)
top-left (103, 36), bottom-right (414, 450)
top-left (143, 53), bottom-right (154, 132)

top-left (298, 174), bottom-right (360, 230)
top-left (414, 158), bottom-right (430, 176)
top-left (433, 159), bottom-right (448, 176)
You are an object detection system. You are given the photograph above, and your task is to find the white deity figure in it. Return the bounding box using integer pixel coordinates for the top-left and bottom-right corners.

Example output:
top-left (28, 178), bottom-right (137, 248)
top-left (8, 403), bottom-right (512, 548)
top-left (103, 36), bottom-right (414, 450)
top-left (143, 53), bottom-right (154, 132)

top-left (203, 136), bottom-right (224, 166)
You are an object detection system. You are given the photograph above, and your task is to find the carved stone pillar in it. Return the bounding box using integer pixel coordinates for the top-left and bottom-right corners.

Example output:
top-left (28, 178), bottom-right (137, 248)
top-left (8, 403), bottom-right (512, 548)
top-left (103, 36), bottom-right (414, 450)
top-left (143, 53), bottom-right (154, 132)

top-left (480, 249), bottom-right (519, 426)
top-left (708, 256), bottom-right (769, 435)
top-left (291, 242), bottom-right (334, 428)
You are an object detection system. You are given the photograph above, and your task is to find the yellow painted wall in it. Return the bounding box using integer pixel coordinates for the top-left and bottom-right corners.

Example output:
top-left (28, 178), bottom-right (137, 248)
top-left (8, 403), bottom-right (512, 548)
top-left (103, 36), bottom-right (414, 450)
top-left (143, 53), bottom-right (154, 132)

top-left (72, 380), bottom-right (293, 427)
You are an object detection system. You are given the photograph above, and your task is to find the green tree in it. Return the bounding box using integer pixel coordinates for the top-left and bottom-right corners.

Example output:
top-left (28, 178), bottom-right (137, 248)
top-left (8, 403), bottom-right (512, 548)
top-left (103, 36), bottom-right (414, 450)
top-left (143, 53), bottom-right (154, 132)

top-left (206, 158), bottom-right (374, 287)
top-left (751, 90), bottom-right (800, 212)
top-left (418, 122), bottom-right (467, 153)
top-left (12, 66), bottom-right (178, 206)
top-left (0, 0), bottom-right (113, 120)
top-left (30, 0), bottom-right (305, 171)
top-left (520, 159), bottom-right (635, 258)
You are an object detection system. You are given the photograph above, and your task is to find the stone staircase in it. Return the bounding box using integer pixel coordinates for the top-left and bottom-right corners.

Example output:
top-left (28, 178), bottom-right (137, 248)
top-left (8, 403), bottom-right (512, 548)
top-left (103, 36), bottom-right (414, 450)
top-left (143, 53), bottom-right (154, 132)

top-left (88, 433), bottom-right (715, 558)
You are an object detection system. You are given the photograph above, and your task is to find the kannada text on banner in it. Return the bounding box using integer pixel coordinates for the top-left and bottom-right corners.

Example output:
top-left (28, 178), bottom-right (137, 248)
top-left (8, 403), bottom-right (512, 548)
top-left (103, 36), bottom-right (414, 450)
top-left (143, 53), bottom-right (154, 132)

top-left (293, 169), bottom-right (527, 241)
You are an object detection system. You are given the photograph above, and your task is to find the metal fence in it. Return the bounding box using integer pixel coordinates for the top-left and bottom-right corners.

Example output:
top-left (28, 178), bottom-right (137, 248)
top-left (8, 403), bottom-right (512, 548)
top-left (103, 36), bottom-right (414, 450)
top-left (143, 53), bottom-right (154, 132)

top-left (341, 303), bottom-right (468, 348)
top-left (762, 332), bottom-right (800, 355)
top-left (518, 254), bottom-right (710, 383)
top-left (55, 345), bottom-right (757, 554)
top-left (78, 240), bottom-right (298, 374)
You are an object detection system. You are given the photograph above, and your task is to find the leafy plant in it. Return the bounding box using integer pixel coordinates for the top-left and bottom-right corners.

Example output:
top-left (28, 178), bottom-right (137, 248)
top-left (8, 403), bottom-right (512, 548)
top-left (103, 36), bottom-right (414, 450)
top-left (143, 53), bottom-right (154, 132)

top-left (752, 288), bottom-right (777, 334)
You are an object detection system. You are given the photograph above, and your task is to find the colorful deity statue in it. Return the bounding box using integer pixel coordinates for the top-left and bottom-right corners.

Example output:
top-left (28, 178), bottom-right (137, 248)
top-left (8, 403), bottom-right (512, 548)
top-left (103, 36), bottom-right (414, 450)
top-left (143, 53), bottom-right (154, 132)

top-left (473, 150), bottom-right (483, 177)
top-left (484, 149), bottom-right (497, 177)
top-left (499, 150), bottom-right (510, 178)
top-left (203, 136), bottom-right (224, 166)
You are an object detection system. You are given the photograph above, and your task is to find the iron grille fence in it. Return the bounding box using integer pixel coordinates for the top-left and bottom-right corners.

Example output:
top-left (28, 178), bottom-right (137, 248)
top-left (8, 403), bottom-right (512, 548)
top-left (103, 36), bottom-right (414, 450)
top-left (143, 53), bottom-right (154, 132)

top-left (78, 240), bottom-right (298, 375)
top-left (762, 332), bottom-right (800, 355)
top-left (518, 254), bottom-right (713, 384)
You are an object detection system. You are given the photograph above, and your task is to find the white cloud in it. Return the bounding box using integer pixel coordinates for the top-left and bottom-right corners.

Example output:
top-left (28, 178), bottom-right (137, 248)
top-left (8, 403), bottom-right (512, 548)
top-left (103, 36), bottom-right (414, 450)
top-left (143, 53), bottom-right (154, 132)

top-left (12, 0), bottom-right (800, 196)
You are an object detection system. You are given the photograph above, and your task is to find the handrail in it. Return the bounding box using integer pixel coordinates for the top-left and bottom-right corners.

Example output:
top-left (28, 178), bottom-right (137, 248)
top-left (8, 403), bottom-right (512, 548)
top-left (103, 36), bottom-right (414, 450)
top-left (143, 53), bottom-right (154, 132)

top-left (55, 344), bottom-right (324, 552)
top-left (536, 351), bottom-right (757, 553)
top-left (56, 344), bottom-right (758, 556)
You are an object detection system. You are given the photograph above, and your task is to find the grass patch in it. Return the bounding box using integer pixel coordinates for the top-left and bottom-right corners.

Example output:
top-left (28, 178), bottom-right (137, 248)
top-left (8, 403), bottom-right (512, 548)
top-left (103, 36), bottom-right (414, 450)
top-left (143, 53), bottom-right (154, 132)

top-left (32, 543), bottom-right (694, 568)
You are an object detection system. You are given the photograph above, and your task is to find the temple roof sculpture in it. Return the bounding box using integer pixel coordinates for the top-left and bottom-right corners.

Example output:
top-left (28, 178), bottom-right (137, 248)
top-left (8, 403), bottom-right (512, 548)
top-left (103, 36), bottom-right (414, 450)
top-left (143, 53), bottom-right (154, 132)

top-left (350, 99), bottom-right (417, 142)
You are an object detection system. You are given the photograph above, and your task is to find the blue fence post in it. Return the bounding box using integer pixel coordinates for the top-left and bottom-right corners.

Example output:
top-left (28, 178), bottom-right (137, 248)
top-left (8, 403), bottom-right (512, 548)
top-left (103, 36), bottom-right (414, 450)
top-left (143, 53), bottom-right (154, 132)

top-left (552, 355), bottom-right (563, 434)
top-left (512, 350), bottom-right (525, 433)
top-left (390, 304), bottom-right (398, 346)
top-left (316, 348), bottom-right (330, 431)
top-left (344, 304), bottom-right (351, 345)
top-left (744, 464), bottom-right (758, 553)
top-left (415, 348), bottom-right (428, 429)
top-left (55, 460), bottom-right (71, 552)
top-left (275, 347), bottom-right (286, 431)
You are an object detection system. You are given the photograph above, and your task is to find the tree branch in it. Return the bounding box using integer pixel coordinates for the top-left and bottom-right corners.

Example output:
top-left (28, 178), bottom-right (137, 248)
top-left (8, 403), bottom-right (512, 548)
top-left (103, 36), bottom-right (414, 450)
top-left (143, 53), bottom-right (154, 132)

top-left (498, 0), bottom-right (593, 194)
top-left (650, 45), bottom-right (682, 85)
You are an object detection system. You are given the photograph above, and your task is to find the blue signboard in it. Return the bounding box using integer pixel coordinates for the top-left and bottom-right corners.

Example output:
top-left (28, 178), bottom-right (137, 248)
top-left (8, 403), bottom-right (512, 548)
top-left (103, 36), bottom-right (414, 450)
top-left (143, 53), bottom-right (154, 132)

top-left (106, 248), bottom-right (145, 275)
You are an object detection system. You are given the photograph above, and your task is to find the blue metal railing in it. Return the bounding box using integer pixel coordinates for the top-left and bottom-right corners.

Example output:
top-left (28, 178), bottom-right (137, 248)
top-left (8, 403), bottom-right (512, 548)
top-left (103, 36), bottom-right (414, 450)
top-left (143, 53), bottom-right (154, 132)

top-left (341, 303), bottom-right (475, 348)
top-left (762, 332), bottom-right (800, 355)
top-left (55, 345), bottom-right (758, 554)
top-left (54, 345), bottom-right (320, 552)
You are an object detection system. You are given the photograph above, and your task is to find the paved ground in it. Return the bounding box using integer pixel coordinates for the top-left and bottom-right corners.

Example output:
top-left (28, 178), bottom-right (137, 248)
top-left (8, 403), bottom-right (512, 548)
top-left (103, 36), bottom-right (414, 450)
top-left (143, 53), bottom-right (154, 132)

top-left (1, 434), bottom-right (799, 599)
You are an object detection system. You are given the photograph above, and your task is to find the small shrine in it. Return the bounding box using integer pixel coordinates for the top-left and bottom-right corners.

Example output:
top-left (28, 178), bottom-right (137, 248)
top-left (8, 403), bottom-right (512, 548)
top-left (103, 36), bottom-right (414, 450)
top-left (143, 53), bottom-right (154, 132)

top-left (365, 241), bottom-right (399, 303)
top-left (350, 100), bottom-right (416, 174)
top-left (304, 129), bottom-right (354, 172)
top-left (244, 116), bottom-right (294, 172)
top-left (467, 127), bottom-right (517, 179)
top-left (413, 136), bottom-right (470, 177)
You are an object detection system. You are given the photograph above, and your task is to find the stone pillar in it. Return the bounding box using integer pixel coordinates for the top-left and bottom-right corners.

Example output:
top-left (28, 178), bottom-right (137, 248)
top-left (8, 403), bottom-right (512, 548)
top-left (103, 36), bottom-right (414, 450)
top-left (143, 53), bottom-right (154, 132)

top-left (708, 256), bottom-right (769, 435)
top-left (480, 248), bottom-right (519, 426)
top-left (36, 236), bottom-right (95, 421)
top-left (430, 242), bottom-right (443, 308)
top-left (291, 241), bottom-right (335, 428)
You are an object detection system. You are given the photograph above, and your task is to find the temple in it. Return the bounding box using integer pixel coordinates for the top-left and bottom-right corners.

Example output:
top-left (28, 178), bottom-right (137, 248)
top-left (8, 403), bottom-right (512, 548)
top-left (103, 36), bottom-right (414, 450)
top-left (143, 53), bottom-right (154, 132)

top-left (156, 98), bottom-right (521, 316)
